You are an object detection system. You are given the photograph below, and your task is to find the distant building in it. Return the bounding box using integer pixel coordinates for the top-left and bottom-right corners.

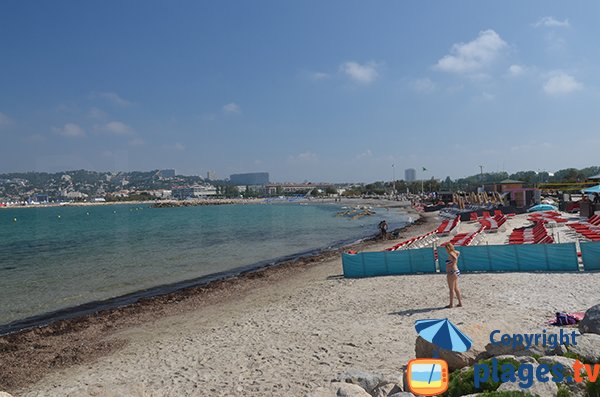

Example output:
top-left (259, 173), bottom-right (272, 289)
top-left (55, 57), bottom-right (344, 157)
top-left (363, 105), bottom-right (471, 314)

top-left (487, 179), bottom-right (540, 208)
top-left (172, 185), bottom-right (217, 200)
top-left (265, 183), bottom-right (330, 195)
top-left (206, 171), bottom-right (218, 180)
top-left (157, 169), bottom-right (176, 178)
top-left (29, 194), bottom-right (49, 203)
top-left (230, 172), bottom-right (269, 186)
top-left (405, 168), bottom-right (416, 182)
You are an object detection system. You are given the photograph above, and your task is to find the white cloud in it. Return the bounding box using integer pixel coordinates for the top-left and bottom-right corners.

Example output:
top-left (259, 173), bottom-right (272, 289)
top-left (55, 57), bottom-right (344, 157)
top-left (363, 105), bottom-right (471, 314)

top-left (310, 72), bottom-right (330, 81)
top-left (0, 112), bottom-right (13, 127)
top-left (411, 78), bottom-right (436, 93)
top-left (543, 72), bottom-right (582, 95)
top-left (339, 61), bottom-right (380, 84)
top-left (54, 123), bottom-right (85, 138)
top-left (533, 17), bottom-right (570, 28)
top-left (91, 91), bottom-right (132, 107)
top-left (97, 121), bottom-right (134, 135)
top-left (87, 107), bottom-right (107, 119)
top-left (288, 151), bottom-right (318, 163)
top-left (435, 30), bottom-right (508, 74)
top-left (507, 64), bottom-right (525, 77)
top-left (222, 102), bottom-right (241, 114)
top-left (478, 91), bottom-right (495, 101)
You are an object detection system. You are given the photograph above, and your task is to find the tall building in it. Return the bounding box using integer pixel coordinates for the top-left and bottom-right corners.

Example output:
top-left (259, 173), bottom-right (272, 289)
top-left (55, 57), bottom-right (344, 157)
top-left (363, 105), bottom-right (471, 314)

top-left (229, 172), bottom-right (269, 186)
top-left (405, 168), bottom-right (416, 182)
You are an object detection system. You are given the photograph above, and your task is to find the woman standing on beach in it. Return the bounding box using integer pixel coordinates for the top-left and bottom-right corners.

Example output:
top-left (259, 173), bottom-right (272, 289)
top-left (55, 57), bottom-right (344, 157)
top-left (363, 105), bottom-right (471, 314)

top-left (445, 243), bottom-right (463, 308)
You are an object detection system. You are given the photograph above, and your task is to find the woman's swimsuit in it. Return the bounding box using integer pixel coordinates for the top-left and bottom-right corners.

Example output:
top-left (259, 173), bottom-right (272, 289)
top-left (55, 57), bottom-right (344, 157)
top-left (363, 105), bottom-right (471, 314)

top-left (445, 258), bottom-right (461, 276)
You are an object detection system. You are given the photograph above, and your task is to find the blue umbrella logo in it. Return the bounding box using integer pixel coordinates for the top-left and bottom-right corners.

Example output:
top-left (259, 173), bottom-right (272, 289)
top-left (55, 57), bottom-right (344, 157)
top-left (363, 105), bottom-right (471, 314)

top-left (415, 318), bottom-right (472, 353)
top-left (413, 319), bottom-right (472, 390)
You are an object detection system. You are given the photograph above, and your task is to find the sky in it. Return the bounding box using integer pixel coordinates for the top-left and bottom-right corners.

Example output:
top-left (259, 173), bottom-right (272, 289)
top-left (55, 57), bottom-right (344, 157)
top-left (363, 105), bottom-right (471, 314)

top-left (1, 1), bottom-right (600, 183)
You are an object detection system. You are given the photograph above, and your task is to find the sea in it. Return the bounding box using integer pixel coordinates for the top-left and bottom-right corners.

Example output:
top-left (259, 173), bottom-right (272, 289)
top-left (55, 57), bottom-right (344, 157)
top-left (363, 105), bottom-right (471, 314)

top-left (0, 202), bottom-right (409, 332)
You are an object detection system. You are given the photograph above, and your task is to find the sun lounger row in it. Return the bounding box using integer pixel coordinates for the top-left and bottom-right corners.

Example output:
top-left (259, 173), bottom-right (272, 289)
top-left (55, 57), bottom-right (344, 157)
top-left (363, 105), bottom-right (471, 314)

top-left (478, 213), bottom-right (507, 233)
top-left (508, 222), bottom-right (554, 244)
top-left (436, 216), bottom-right (460, 236)
top-left (446, 225), bottom-right (486, 246)
top-left (569, 214), bottom-right (600, 229)
top-left (385, 230), bottom-right (437, 251)
top-left (567, 216), bottom-right (600, 241)
top-left (528, 211), bottom-right (568, 223)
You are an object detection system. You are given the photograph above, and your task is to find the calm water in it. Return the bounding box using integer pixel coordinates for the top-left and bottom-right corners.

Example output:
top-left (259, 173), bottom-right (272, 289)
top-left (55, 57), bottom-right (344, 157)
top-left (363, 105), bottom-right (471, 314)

top-left (0, 203), bottom-right (408, 327)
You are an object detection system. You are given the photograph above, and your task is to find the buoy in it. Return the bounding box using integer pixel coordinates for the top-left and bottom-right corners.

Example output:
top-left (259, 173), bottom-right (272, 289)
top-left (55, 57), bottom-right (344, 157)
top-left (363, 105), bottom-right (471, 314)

top-left (57, 215), bottom-right (61, 218)
top-left (113, 211), bottom-right (117, 214)
top-left (13, 217), bottom-right (17, 222)
top-left (86, 212), bottom-right (90, 216)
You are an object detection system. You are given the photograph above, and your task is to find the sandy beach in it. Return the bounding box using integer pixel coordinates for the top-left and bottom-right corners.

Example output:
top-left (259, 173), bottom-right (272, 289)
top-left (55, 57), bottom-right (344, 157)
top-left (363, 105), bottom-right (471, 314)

top-left (3, 211), bottom-right (600, 396)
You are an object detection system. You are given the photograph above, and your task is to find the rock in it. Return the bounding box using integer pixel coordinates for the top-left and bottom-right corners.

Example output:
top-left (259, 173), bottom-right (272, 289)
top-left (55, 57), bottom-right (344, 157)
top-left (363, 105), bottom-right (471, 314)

top-left (496, 363), bottom-right (558, 397)
top-left (537, 356), bottom-right (577, 377)
top-left (579, 303), bottom-right (600, 335)
top-left (370, 382), bottom-right (402, 397)
top-left (415, 336), bottom-right (477, 371)
top-left (305, 387), bottom-right (336, 397)
top-left (388, 393), bottom-right (415, 397)
top-left (483, 339), bottom-right (559, 358)
top-left (335, 370), bottom-right (384, 394)
top-left (565, 381), bottom-right (588, 397)
top-left (0, 393), bottom-right (14, 397)
top-left (335, 382), bottom-right (372, 397)
top-left (494, 354), bottom-right (537, 364)
top-left (568, 333), bottom-right (600, 363)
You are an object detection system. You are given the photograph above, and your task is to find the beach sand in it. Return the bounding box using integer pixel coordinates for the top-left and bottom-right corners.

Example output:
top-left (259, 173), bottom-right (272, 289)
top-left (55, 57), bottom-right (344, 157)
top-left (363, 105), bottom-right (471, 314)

top-left (4, 212), bottom-right (600, 397)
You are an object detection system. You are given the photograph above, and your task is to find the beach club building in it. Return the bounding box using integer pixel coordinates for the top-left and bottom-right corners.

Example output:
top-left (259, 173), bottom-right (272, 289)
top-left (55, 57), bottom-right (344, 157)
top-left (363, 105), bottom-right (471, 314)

top-left (171, 185), bottom-right (217, 200)
top-left (486, 179), bottom-right (541, 208)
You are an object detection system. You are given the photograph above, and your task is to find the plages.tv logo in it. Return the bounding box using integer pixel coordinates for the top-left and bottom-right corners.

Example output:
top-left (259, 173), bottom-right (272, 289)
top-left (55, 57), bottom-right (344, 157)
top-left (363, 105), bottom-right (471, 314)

top-left (407, 318), bottom-right (472, 396)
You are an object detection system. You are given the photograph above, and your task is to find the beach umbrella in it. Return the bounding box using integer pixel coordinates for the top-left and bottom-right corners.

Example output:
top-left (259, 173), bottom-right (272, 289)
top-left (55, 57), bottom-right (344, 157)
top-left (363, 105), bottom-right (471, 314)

top-left (415, 318), bottom-right (472, 352)
top-left (527, 204), bottom-right (558, 213)
top-left (582, 185), bottom-right (600, 194)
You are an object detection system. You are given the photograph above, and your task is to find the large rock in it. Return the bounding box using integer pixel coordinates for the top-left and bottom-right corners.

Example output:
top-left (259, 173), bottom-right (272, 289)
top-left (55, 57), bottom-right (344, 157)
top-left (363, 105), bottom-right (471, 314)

top-left (370, 382), bottom-right (402, 397)
top-left (335, 370), bottom-right (385, 394)
top-left (306, 382), bottom-right (373, 397)
top-left (496, 363), bottom-right (558, 397)
top-left (481, 336), bottom-right (566, 360)
top-left (305, 387), bottom-right (336, 397)
top-left (579, 304), bottom-right (600, 335)
top-left (494, 354), bottom-right (537, 364)
top-left (565, 381), bottom-right (588, 397)
top-left (568, 333), bottom-right (600, 363)
top-left (335, 382), bottom-right (372, 397)
top-left (0, 393), bottom-right (14, 397)
top-left (537, 356), bottom-right (578, 377)
top-left (415, 336), bottom-right (477, 371)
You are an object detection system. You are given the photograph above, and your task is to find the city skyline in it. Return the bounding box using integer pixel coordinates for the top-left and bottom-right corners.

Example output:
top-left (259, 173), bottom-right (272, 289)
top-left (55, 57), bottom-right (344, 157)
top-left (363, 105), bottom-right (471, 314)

top-left (2, 2), bottom-right (600, 182)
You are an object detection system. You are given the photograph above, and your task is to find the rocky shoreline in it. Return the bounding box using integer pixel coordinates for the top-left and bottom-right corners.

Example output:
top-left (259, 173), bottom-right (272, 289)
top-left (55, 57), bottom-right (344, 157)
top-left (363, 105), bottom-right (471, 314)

top-left (305, 304), bottom-right (600, 397)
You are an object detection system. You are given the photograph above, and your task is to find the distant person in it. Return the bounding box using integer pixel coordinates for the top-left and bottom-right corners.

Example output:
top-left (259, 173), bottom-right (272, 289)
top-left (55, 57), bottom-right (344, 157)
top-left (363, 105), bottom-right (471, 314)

top-left (378, 220), bottom-right (388, 240)
top-left (444, 243), bottom-right (463, 308)
top-left (594, 193), bottom-right (600, 204)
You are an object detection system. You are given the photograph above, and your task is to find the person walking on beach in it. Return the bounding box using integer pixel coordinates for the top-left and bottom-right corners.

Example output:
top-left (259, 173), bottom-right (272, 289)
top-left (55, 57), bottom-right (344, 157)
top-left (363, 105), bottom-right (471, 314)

top-left (378, 220), bottom-right (388, 240)
top-left (444, 243), bottom-right (463, 308)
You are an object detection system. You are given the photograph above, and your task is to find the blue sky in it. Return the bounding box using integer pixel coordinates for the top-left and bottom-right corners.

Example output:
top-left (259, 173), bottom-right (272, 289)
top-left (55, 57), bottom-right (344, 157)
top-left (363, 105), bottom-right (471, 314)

top-left (1, 1), bottom-right (599, 182)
